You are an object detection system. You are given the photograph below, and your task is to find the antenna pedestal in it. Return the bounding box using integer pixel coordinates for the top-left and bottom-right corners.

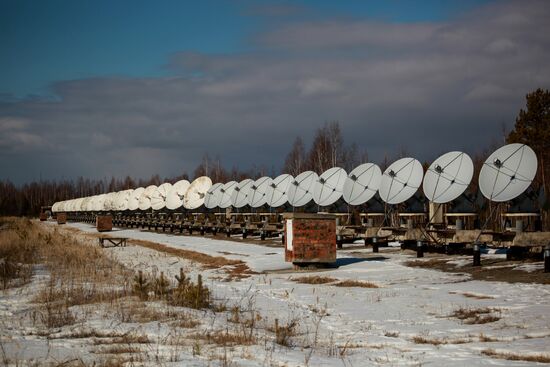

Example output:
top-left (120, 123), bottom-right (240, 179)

top-left (544, 245), bottom-right (550, 273)
top-left (416, 240), bottom-right (424, 258)
top-left (473, 242), bottom-right (481, 266)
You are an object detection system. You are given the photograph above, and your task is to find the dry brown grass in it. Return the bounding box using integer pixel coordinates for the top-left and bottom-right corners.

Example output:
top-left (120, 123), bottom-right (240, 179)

top-left (450, 306), bottom-right (501, 324)
top-left (334, 280), bottom-right (379, 288)
top-left (449, 291), bottom-right (495, 300)
top-left (482, 349), bottom-right (550, 363)
top-left (404, 258), bottom-right (448, 268)
top-left (411, 335), bottom-right (471, 345)
top-left (94, 333), bottom-right (151, 345)
top-left (0, 217), bottom-right (39, 288)
top-left (292, 276), bottom-right (379, 288)
top-left (129, 238), bottom-right (243, 268)
top-left (266, 318), bottom-right (300, 346)
top-left (199, 329), bottom-right (256, 346)
top-left (292, 275), bottom-right (337, 284)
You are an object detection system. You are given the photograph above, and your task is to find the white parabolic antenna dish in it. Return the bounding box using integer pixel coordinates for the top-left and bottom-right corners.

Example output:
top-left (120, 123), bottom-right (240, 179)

top-left (94, 195), bottom-right (106, 211)
top-left (150, 187), bottom-right (168, 210)
top-left (139, 185), bottom-right (156, 211)
top-left (80, 196), bottom-right (92, 212)
top-left (86, 196), bottom-right (96, 212)
top-left (479, 144), bottom-right (537, 202)
top-left (423, 151), bottom-right (473, 204)
top-left (287, 171), bottom-right (318, 207)
top-left (231, 179), bottom-right (253, 208)
top-left (379, 158), bottom-right (423, 204)
top-left (128, 187), bottom-right (145, 211)
top-left (313, 167), bottom-right (347, 206)
top-left (165, 180), bottom-right (190, 210)
top-left (248, 177), bottom-right (272, 208)
top-left (104, 193), bottom-right (118, 211)
top-left (266, 174), bottom-right (293, 207)
top-left (343, 163), bottom-right (382, 205)
top-left (157, 183), bottom-right (172, 198)
top-left (74, 198), bottom-right (84, 212)
top-left (184, 176), bottom-right (212, 209)
top-left (218, 181), bottom-right (238, 209)
top-left (115, 190), bottom-right (133, 211)
top-left (204, 183), bottom-right (224, 209)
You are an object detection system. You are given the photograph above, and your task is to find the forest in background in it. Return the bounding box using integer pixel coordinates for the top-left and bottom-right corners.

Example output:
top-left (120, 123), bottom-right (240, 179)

top-left (1, 89), bottom-right (548, 221)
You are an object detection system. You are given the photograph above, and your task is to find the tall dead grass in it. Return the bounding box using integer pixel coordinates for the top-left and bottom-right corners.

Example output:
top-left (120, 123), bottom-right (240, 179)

top-left (0, 217), bottom-right (39, 288)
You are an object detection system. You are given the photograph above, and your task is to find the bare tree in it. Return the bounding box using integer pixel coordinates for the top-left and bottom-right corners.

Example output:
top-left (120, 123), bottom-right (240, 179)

top-left (283, 136), bottom-right (307, 175)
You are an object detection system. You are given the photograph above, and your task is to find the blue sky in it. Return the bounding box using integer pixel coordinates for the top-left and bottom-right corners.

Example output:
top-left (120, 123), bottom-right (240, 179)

top-left (1, 0), bottom-right (548, 184)
top-left (1, 0), bottom-right (492, 98)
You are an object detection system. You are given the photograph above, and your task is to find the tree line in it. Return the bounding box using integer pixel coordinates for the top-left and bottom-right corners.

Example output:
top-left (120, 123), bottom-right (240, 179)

top-left (1, 89), bottom-right (548, 220)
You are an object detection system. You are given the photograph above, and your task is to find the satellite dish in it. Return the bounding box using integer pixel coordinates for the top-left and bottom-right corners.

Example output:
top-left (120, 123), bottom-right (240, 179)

top-left (287, 171), bottom-right (318, 207)
top-left (343, 163), bottom-right (382, 205)
top-left (219, 181), bottom-right (238, 209)
top-left (165, 180), bottom-right (190, 210)
top-left (115, 190), bottom-right (133, 211)
top-left (423, 151), bottom-right (473, 204)
top-left (379, 158), bottom-right (423, 204)
top-left (86, 196), bottom-right (96, 212)
top-left (479, 144), bottom-right (537, 202)
top-left (204, 183), bottom-right (224, 209)
top-left (139, 186), bottom-right (156, 211)
top-left (173, 179), bottom-right (191, 194)
top-left (313, 167), bottom-right (347, 206)
top-left (128, 187), bottom-right (145, 210)
top-left (93, 194), bottom-right (105, 211)
top-left (231, 179), bottom-right (254, 208)
top-left (158, 183), bottom-right (172, 198)
top-left (104, 192), bottom-right (118, 211)
top-left (150, 183), bottom-right (171, 210)
top-left (80, 197), bottom-right (91, 212)
top-left (73, 198), bottom-right (83, 212)
top-left (248, 177), bottom-right (272, 208)
top-left (150, 188), bottom-right (167, 210)
top-left (266, 174), bottom-right (293, 207)
top-left (183, 176), bottom-right (212, 209)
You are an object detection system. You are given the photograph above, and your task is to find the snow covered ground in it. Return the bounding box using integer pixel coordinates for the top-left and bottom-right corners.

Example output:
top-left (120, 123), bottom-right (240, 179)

top-left (2, 221), bottom-right (550, 366)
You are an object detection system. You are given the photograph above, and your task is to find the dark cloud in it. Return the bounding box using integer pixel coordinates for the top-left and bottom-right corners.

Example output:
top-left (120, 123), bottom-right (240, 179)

top-left (1, 0), bottom-right (549, 184)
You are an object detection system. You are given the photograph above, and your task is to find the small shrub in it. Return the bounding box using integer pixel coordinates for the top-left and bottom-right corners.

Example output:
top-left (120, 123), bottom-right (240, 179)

top-left (133, 270), bottom-right (150, 300)
top-left (153, 271), bottom-right (170, 299)
top-left (40, 302), bottom-right (76, 328)
top-left (450, 306), bottom-right (501, 324)
top-left (269, 318), bottom-right (299, 346)
top-left (169, 269), bottom-right (211, 309)
top-left (482, 349), bottom-right (550, 363)
top-left (334, 280), bottom-right (379, 288)
top-left (292, 276), bottom-right (336, 284)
